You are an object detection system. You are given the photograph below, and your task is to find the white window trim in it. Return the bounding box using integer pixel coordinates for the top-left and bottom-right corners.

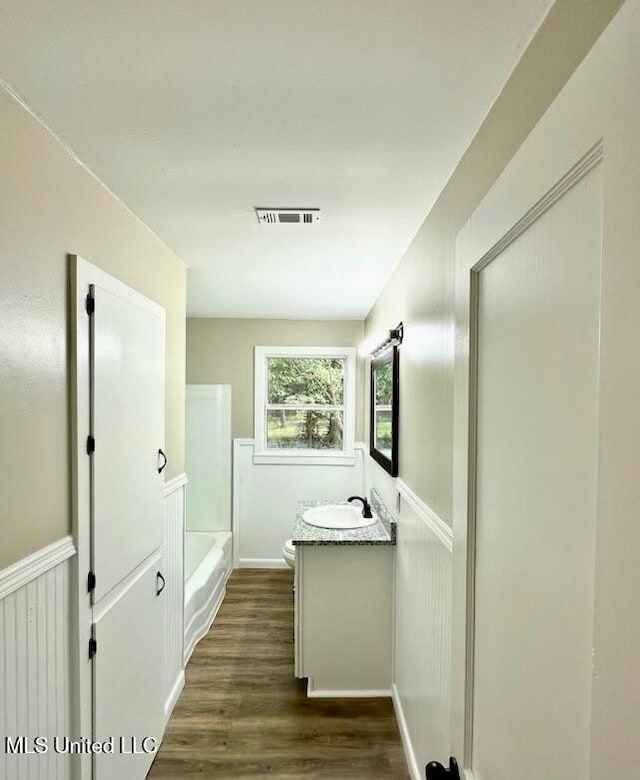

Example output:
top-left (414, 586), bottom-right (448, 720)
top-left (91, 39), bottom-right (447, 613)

top-left (254, 345), bottom-right (357, 465)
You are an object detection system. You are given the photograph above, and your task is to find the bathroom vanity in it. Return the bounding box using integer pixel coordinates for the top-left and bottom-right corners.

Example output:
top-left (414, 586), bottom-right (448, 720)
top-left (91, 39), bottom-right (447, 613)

top-left (293, 495), bottom-right (396, 697)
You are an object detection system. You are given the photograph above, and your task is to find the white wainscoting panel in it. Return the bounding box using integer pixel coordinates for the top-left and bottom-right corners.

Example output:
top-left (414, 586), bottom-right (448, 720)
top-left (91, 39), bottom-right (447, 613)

top-left (395, 477), bottom-right (453, 778)
top-left (233, 440), bottom-right (366, 567)
top-left (163, 475), bottom-right (187, 720)
top-left (364, 455), bottom-right (453, 779)
top-left (0, 537), bottom-right (75, 780)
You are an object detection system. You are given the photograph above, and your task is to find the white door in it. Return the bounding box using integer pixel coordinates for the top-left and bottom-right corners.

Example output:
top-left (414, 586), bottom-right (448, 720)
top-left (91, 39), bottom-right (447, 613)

top-left (450, 2), bottom-right (640, 778)
top-left (93, 556), bottom-right (164, 780)
top-left (92, 284), bottom-right (165, 601)
top-left (462, 167), bottom-right (601, 780)
top-left (74, 259), bottom-right (168, 780)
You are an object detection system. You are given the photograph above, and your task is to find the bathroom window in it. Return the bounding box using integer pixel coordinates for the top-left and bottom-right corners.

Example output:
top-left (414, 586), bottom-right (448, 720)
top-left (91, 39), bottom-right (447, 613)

top-left (254, 346), bottom-right (357, 465)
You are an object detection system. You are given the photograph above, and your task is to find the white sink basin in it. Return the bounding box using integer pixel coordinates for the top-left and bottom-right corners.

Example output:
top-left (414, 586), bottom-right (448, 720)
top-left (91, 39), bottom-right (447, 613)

top-left (302, 504), bottom-right (377, 530)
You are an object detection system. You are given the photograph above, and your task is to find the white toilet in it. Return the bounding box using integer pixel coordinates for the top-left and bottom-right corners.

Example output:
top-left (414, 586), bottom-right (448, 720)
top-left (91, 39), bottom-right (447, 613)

top-left (282, 539), bottom-right (296, 569)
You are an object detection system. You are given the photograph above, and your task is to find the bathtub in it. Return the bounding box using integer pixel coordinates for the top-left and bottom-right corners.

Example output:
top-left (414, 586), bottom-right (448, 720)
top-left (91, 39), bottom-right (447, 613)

top-left (184, 530), bottom-right (233, 664)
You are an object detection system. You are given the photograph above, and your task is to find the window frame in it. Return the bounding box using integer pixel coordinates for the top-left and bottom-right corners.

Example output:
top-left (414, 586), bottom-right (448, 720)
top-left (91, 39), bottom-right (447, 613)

top-left (254, 345), bottom-right (357, 465)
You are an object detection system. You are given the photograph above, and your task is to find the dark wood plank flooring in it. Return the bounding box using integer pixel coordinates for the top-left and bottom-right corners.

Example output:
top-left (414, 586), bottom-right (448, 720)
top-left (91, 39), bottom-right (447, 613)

top-left (149, 569), bottom-right (409, 779)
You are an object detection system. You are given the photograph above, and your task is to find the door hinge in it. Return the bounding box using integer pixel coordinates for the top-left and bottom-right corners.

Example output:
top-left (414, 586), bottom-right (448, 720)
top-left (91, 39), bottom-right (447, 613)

top-left (87, 435), bottom-right (95, 455)
top-left (87, 571), bottom-right (96, 593)
top-left (86, 290), bottom-right (95, 315)
top-left (88, 637), bottom-right (97, 659)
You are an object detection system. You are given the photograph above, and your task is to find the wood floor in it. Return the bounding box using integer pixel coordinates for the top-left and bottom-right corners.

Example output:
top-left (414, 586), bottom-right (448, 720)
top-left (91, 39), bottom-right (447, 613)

top-left (149, 569), bottom-right (409, 779)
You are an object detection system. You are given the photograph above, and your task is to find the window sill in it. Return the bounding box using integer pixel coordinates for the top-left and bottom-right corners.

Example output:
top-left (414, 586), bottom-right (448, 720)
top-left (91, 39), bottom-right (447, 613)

top-left (253, 451), bottom-right (356, 467)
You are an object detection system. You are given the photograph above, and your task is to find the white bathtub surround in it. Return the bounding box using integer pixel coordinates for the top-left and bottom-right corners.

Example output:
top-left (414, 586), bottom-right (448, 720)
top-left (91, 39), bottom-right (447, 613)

top-left (0, 536), bottom-right (76, 780)
top-left (186, 385), bottom-right (231, 532)
top-left (185, 530), bottom-right (218, 580)
top-left (163, 474), bottom-right (187, 721)
top-left (184, 531), bottom-right (232, 665)
top-left (184, 384), bottom-right (233, 664)
top-left (233, 439), bottom-right (366, 568)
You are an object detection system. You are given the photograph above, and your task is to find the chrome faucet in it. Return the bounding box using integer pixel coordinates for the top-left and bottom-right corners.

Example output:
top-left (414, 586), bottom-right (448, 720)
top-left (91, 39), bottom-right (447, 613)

top-left (347, 495), bottom-right (373, 519)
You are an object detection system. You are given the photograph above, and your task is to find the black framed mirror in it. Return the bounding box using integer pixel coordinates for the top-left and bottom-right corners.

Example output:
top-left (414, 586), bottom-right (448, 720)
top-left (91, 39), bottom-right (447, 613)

top-left (370, 346), bottom-right (399, 476)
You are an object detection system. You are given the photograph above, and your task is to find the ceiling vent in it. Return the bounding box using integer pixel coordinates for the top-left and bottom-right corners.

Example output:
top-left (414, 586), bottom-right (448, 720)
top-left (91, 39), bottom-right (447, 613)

top-left (255, 207), bottom-right (320, 225)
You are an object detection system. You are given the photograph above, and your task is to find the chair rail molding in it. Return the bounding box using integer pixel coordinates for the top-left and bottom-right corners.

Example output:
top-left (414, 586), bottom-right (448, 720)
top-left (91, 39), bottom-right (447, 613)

top-left (164, 472), bottom-right (188, 498)
top-left (396, 478), bottom-right (453, 552)
top-left (0, 535), bottom-right (76, 600)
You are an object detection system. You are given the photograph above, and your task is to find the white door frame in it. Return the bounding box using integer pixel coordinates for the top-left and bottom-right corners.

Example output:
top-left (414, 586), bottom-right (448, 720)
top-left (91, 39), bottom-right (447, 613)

top-left (70, 254), bottom-right (94, 780)
top-left (70, 254), bottom-right (166, 780)
top-left (451, 142), bottom-right (603, 778)
top-left (451, 2), bottom-right (640, 773)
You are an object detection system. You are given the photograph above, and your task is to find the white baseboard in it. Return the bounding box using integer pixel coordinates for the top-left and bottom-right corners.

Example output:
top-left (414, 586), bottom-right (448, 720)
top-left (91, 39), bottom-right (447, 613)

top-left (307, 678), bottom-right (391, 698)
top-left (238, 558), bottom-right (289, 569)
top-left (392, 683), bottom-right (422, 780)
top-left (164, 670), bottom-right (185, 721)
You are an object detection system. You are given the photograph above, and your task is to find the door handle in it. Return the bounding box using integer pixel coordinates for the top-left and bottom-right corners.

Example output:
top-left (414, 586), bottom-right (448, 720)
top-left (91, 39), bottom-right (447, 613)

top-left (157, 448), bottom-right (167, 474)
top-left (426, 757), bottom-right (460, 780)
top-left (156, 571), bottom-right (166, 596)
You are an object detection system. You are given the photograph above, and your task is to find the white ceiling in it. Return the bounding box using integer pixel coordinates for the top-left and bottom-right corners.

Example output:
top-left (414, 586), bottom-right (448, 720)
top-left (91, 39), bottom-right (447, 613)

top-left (0, 0), bottom-right (552, 319)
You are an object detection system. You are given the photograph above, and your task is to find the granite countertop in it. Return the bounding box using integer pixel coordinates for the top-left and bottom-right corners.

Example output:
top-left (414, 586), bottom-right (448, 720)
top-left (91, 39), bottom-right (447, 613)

top-left (292, 493), bottom-right (397, 546)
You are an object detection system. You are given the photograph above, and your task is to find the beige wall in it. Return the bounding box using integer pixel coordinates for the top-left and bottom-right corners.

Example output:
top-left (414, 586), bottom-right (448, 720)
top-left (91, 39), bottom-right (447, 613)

top-left (365, 0), bottom-right (625, 525)
top-left (0, 86), bottom-right (187, 570)
top-left (186, 319), bottom-right (365, 441)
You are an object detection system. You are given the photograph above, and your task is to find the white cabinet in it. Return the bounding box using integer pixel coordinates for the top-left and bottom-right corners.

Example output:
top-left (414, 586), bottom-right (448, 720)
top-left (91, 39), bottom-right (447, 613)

top-left (294, 544), bottom-right (393, 696)
top-left (94, 556), bottom-right (164, 780)
top-left (73, 256), bottom-right (168, 780)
